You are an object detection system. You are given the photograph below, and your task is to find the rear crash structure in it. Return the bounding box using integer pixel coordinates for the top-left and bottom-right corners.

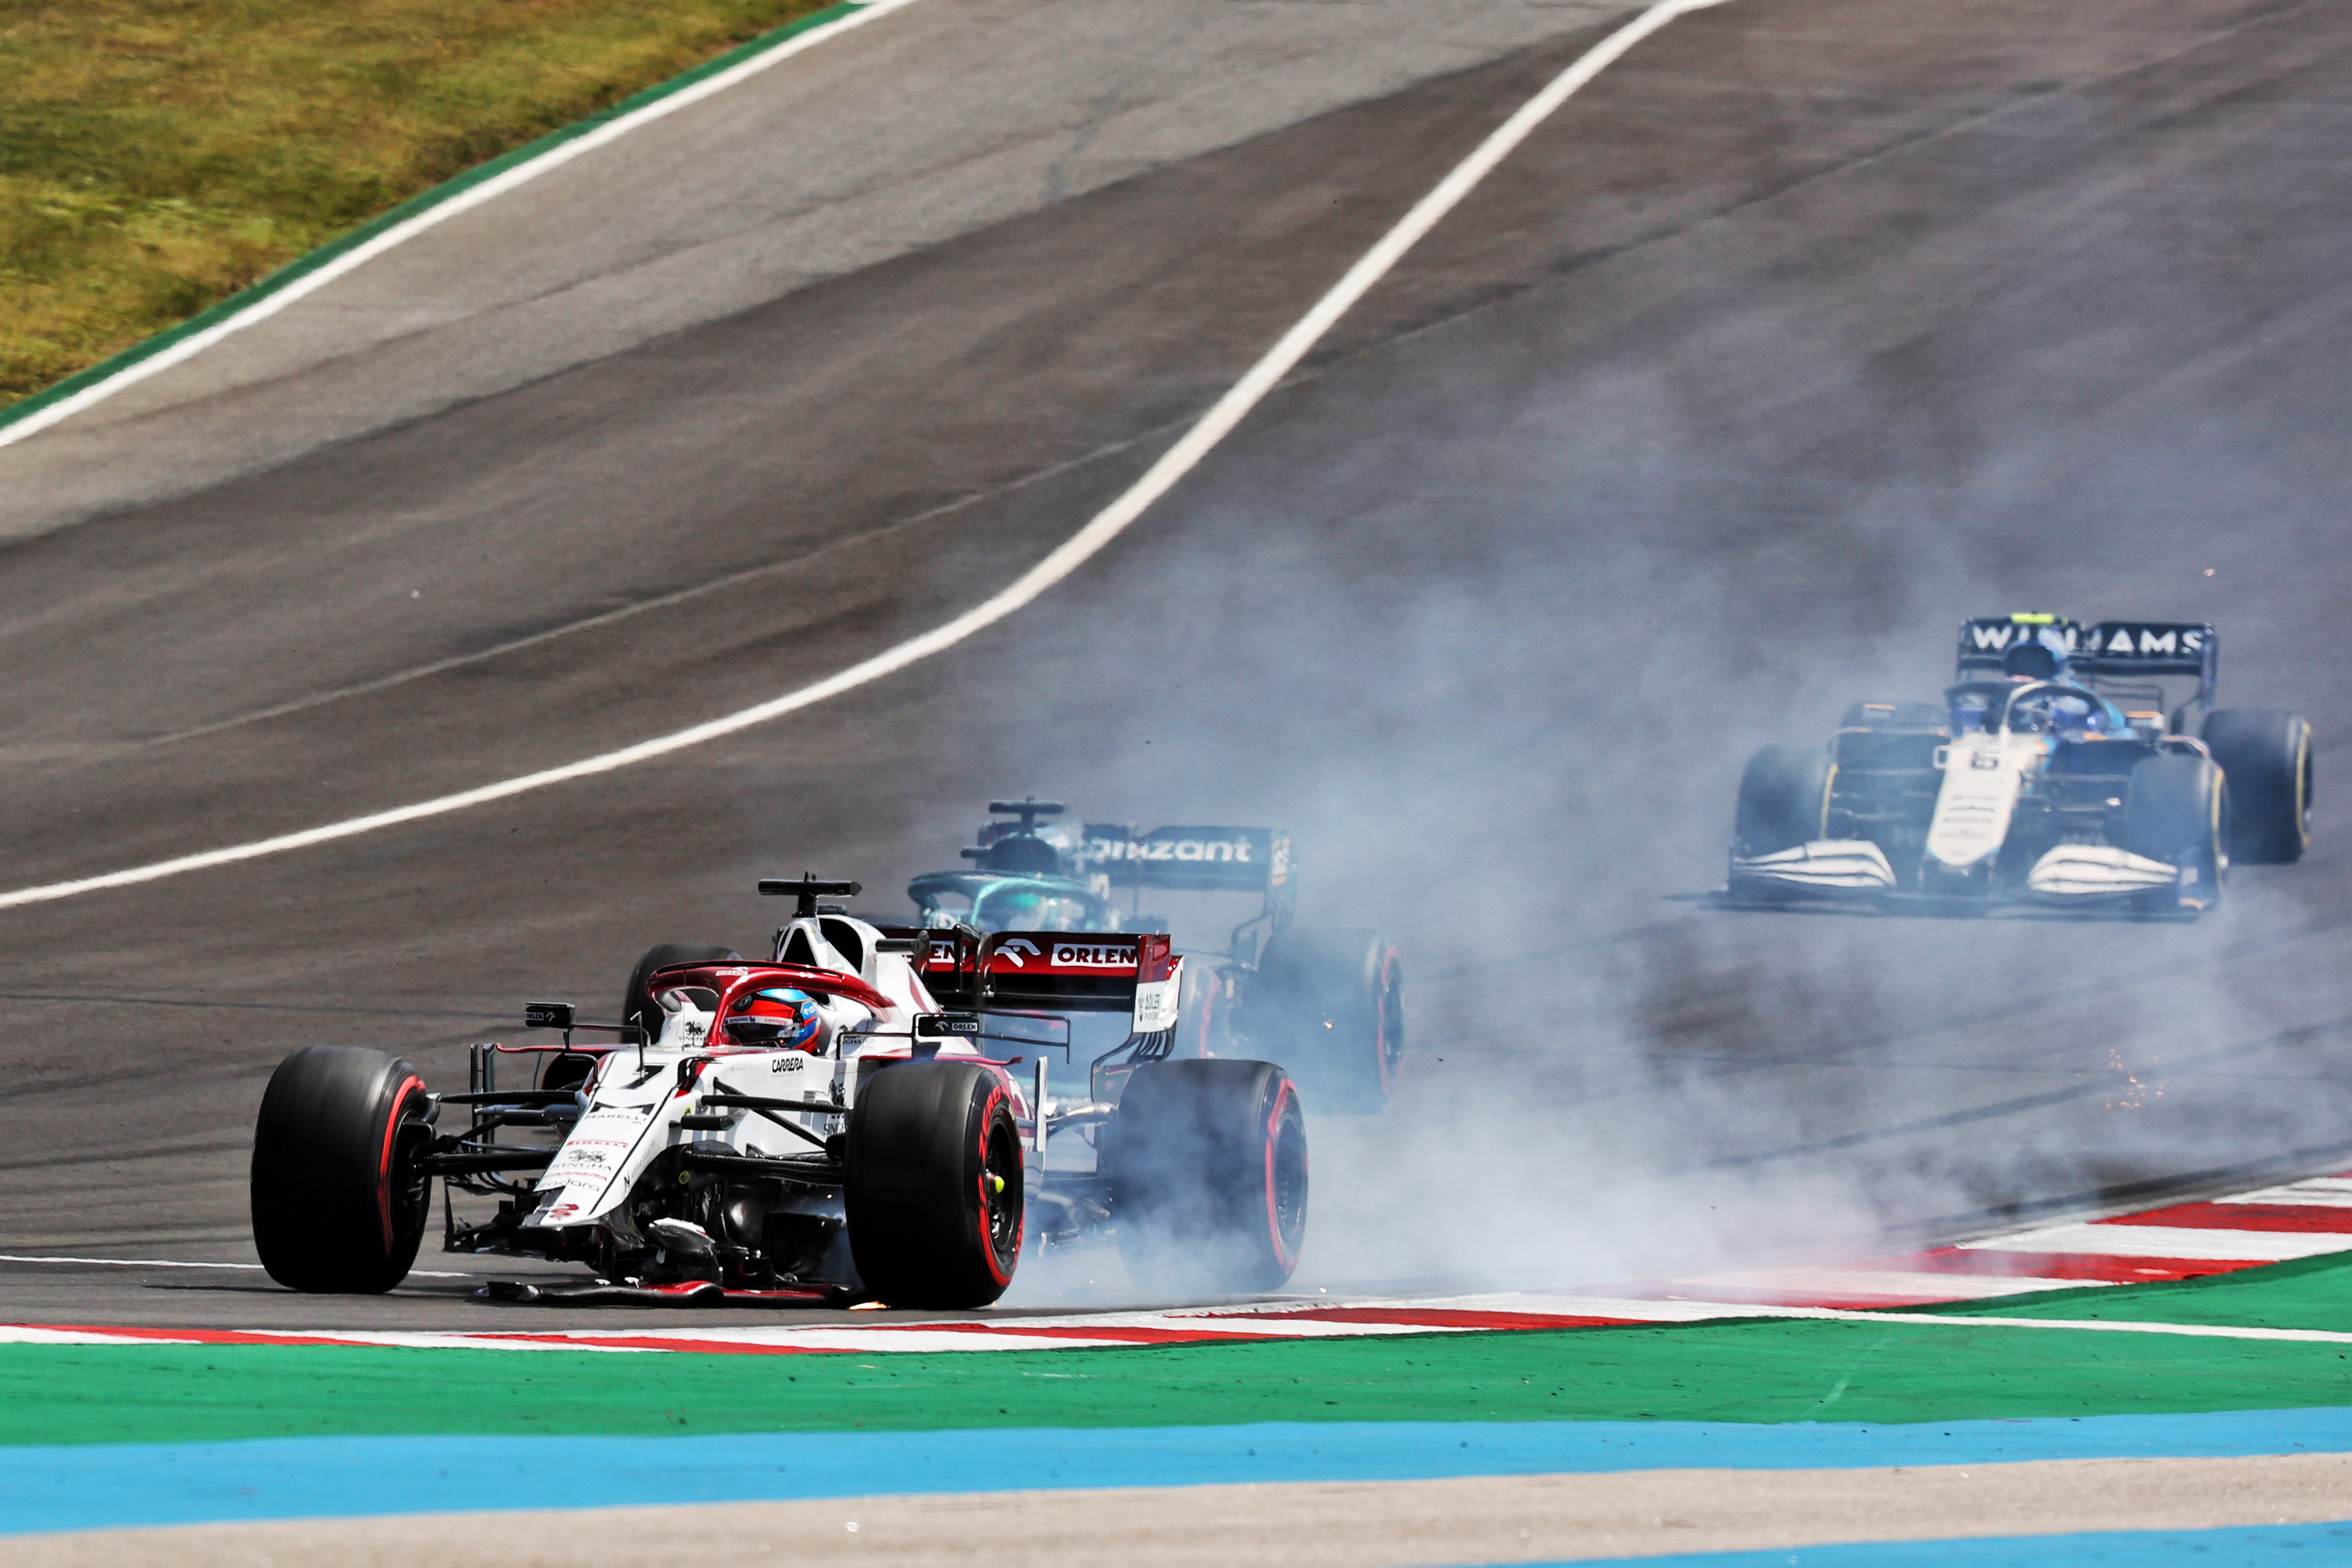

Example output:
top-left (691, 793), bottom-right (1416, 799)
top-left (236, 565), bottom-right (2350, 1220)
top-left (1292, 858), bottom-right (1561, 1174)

top-left (249, 875), bottom-right (1308, 1307)
top-left (1727, 616), bottom-right (2313, 916)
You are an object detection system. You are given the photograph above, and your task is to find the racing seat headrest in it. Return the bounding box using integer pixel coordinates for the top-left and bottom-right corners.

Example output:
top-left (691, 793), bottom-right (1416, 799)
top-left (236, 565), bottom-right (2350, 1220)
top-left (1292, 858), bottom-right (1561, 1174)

top-left (981, 833), bottom-right (1062, 875)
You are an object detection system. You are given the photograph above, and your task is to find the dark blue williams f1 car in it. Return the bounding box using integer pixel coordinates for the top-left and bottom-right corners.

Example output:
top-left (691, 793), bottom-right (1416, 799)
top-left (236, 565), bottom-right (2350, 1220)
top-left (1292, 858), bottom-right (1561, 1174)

top-left (1728, 616), bottom-right (2312, 916)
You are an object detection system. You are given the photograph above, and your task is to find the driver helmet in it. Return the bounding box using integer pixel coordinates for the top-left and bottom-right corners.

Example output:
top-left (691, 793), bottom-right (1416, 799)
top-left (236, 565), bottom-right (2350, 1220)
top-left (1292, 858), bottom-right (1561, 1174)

top-left (723, 987), bottom-right (829, 1052)
top-left (2001, 640), bottom-right (2064, 682)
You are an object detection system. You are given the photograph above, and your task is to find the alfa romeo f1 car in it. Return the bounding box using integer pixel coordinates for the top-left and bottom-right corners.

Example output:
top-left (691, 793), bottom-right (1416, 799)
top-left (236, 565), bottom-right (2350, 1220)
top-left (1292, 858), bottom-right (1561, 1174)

top-left (1727, 616), bottom-right (2312, 915)
top-left (903, 799), bottom-right (1405, 1112)
top-left (249, 874), bottom-right (1307, 1307)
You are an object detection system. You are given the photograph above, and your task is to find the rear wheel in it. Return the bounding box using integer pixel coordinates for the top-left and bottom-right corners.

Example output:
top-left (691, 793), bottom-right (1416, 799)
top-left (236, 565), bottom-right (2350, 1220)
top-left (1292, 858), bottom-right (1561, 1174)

top-left (2202, 709), bottom-right (2312, 864)
top-left (1248, 929), bottom-right (1401, 1113)
top-left (621, 943), bottom-right (741, 1044)
top-left (1106, 1059), bottom-right (1307, 1296)
top-left (843, 1061), bottom-right (1023, 1308)
top-left (251, 1046), bottom-right (432, 1293)
top-left (2119, 752), bottom-right (2228, 913)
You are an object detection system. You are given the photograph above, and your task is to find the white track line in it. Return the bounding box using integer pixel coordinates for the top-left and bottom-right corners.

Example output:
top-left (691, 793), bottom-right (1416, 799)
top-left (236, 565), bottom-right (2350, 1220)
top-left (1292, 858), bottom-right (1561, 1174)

top-left (0, 0), bottom-right (1727, 914)
top-left (0, 1254), bottom-right (467, 1278)
top-left (1963, 1224), bottom-right (2349, 1262)
top-left (0, 1254), bottom-right (260, 1270)
top-left (0, 0), bottom-right (927, 453)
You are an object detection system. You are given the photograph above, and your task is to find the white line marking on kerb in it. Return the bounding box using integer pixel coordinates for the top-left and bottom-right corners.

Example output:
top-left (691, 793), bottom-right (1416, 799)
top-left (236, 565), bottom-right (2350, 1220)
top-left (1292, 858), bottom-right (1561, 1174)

top-left (0, 0), bottom-right (1727, 913)
top-left (0, 0), bottom-right (928, 454)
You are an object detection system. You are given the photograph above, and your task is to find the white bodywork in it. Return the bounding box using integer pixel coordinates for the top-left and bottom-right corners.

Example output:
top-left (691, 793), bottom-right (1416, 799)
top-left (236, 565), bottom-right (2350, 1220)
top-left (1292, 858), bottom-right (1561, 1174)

top-left (2024, 843), bottom-right (2179, 896)
top-left (511, 914), bottom-right (1179, 1247)
top-left (1923, 730), bottom-right (2046, 870)
top-left (522, 918), bottom-right (959, 1234)
top-left (1728, 839), bottom-right (1896, 890)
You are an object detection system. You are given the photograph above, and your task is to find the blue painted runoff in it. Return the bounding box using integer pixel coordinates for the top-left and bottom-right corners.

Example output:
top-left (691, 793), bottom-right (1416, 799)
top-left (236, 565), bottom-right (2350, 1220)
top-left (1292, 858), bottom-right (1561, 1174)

top-left (1513, 1521), bottom-right (2352, 1565)
top-left (1, 1409), bottom-right (2348, 1536)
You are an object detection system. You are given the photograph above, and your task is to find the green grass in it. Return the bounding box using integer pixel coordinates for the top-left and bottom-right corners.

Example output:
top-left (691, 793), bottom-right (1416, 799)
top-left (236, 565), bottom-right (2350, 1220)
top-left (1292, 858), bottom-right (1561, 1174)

top-left (0, 0), bottom-right (836, 404)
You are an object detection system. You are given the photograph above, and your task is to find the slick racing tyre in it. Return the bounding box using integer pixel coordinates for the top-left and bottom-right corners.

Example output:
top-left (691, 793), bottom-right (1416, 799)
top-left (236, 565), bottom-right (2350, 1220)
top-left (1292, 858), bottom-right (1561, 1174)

top-left (2202, 709), bottom-right (2312, 864)
top-left (251, 1046), bottom-right (433, 1293)
top-left (844, 1060), bottom-right (1023, 1308)
top-left (1733, 744), bottom-right (1835, 855)
top-left (1248, 928), bottom-right (1403, 1113)
top-left (620, 943), bottom-right (742, 1044)
top-left (1106, 1059), bottom-right (1307, 1297)
top-left (1729, 744), bottom-right (1835, 901)
top-left (2119, 752), bottom-right (2228, 913)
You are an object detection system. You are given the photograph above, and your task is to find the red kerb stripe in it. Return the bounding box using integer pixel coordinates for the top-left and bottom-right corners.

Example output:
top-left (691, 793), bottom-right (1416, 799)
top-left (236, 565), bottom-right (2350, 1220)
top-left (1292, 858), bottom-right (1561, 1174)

top-left (1212, 1308), bottom-right (1642, 1331)
top-left (2100, 1202), bottom-right (2352, 1234)
top-left (1884, 1248), bottom-right (2267, 1283)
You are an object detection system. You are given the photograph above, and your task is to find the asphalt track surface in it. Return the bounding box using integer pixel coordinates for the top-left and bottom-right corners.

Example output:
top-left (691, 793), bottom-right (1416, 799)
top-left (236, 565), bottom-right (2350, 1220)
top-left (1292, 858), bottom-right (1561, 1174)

top-left (0, 0), bottom-right (1637, 538)
top-left (3, 0), bottom-right (2350, 1332)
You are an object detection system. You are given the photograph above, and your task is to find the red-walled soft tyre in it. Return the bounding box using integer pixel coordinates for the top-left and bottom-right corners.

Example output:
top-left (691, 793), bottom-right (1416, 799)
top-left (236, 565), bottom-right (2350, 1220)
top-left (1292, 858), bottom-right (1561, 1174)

top-left (251, 1046), bottom-right (433, 1293)
top-left (845, 1060), bottom-right (1023, 1308)
top-left (1107, 1059), bottom-right (1307, 1296)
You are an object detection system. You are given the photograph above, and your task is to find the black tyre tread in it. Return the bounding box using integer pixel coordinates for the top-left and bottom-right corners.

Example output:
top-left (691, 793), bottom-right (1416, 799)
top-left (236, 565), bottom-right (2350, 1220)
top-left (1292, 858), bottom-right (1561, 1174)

top-left (2119, 753), bottom-right (2227, 913)
top-left (2202, 708), bottom-right (2312, 865)
top-left (1733, 744), bottom-right (1834, 857)
top-left (1250, 928), bottom-right (1401, 1113)
top-left (250, 1045), bottom-right (430, 1294)
top-left (1108, 1059), bottom-right (1307, 1295)
top-left (621, 943), bottom-right (742, 1042)
top-left (843, 1060), bottom-right (1022, 1309)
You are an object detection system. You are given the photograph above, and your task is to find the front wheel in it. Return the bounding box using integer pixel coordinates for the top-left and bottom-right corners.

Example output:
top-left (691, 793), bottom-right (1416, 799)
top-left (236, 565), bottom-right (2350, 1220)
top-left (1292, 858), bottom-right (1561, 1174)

top-left (1728, 744), bottom-right (1835, 902)
top-left (1106, 1059), bottom-right (1307, 1297)
top-left (844, 1061), bottom-right (1023, 1308)
top-left (2119, 752), bottom-right (2228, 913)
top-left (2202, 709), bottom-right (2312, 865)
top-left (251, 1046), bottom-right (433, 1293)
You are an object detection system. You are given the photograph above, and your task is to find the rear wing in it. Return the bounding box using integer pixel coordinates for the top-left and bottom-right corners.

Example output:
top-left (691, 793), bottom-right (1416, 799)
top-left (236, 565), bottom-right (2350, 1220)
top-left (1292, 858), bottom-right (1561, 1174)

top-left (2074, 620), bottom-right (2216, 681)
top-left (1082, 823), bottom-right (1295, 913)
top-left (1954, 614), bottom-right (2083, 674)
top-left (1954, 615), bottom-right (2217, 708)
top-left (906, 928), bottom-right (1181, 1033)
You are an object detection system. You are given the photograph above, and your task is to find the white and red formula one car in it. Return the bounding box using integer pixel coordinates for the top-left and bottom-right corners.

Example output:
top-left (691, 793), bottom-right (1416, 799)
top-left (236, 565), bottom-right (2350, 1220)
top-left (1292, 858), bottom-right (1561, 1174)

top-left (249, 876), bottom-right (1308, 1308)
